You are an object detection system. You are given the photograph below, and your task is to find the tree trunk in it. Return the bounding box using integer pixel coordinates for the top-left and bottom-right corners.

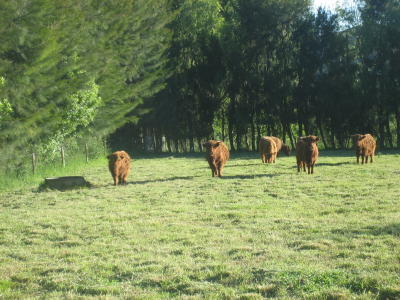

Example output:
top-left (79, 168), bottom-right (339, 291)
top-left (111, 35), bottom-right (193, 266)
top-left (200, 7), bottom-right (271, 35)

top-left (61, 146), bottom-right (65, 168)
top-left (197, 138), bottom-right (203, 152)
top-left (377, 102), bottom-right (385, 149)
top-left (166, 136), bottom-right (172, 153)
top-left (221, 112), bottom-right (226, 141)
top-left (316, 118), bottom-right (328, 150)
top-left (104, 139), bottom-right (107, 156)
top-left (189, 136), bottom-right (195, 152)
top-left (256, 125), bottom-right (261, 151)
top-left (85, 143), bottom-right (89, 163)
top-left (385, 114), bottom-right (393, 148)
top-left (287, 125), bottom-right (295, 150)
top-left (298, 121), bottom-right (303, 138)
top-left (174, 139), bottom-right (179, 153)
top-left (236, 132), bottom-right (242, 151)
top-left (32, 152), bottom-right (36, 174)
top-left (181, 139), bottom-right (187, 152)
top-left (244, 133), bottom-right (250, 151)
top-left (228, 119), bottom-right (235, 151)
top-left (303, 119), bottom-right (310, 136)
top-left (251, 119), bottom-right (256, 151)
top-left (281, 121), bottom-right (287, 144)
top-left (330, 130), bottom-right (336, 150)
top-left (396, 106), bottom-right (400, 148)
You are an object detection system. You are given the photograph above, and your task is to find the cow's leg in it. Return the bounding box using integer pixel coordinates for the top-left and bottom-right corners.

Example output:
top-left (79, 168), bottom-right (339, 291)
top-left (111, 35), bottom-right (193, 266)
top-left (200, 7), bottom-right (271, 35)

top-left (303, 162), bottom-right (306, 172)
top-left (213, 163), bottom-right (219, 177)
top-left (356, 155), bottom-right (359, 164)
top-left (113, 176), bottom-right (118, 186)
top-left (261, 153), bottom-right (265, 163)
top-left (364, 155), bottom-right (368, 164)
top-left (297, 159), bottom-right (301, 172)
top-left (361, 156), bottom-right (365, 164)
top-left (311, 164), bottom-right (314, 174)
top-left (370, 155), bottom-right (373, 163)
top-left (218, 163), bottom-right (224, 177)
top-left (208, 161), bottom-right (215, 177)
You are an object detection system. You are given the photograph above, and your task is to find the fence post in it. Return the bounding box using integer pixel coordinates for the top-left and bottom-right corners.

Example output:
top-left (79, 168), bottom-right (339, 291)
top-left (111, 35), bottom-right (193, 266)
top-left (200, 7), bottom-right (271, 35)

top-left (61, 146), bottom-right (65, 167)
top-left (32, 152), bottom-right (36, 174)
top-left (85, 143), bottom-right (89, 163)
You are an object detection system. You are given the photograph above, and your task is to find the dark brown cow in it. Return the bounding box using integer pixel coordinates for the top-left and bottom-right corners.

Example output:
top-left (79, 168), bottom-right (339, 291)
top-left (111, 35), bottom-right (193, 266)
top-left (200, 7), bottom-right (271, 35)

top-left (259, 137), bottom-right (278, 163)
top-left (202, 140), bottom-right (230, 177)
top-left (107, 150), bottom-right (131, 185)
top-left (351, 134), bottom-right (376, 164)
top-left (296, 135), bottom-right (319, 174)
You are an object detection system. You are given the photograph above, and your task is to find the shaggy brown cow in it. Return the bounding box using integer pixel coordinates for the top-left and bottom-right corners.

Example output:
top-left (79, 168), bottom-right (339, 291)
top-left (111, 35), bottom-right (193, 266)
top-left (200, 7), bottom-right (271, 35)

top-left (351, 134), bottom-right (376, 164)
top-left (296, 135), bottom-right (319, 174)
top-left (270, 136), bottom-right (291, 156)
top-left (202, 140), bottom-right (230, 177)
top-left (259, 137), bottom-right (278, 163)
top-left (107, 150), bottom-right (131, 185)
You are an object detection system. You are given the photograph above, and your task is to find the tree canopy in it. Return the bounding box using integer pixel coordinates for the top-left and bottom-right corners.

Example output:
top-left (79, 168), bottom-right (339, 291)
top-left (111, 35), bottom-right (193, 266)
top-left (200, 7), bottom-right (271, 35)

top-left (1, 0), bottom-right (400, 175)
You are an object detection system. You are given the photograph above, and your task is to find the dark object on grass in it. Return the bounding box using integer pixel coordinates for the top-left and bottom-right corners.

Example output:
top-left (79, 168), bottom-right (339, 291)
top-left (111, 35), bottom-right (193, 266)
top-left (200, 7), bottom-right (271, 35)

top-left (39, 176), bottom-right (91, 191)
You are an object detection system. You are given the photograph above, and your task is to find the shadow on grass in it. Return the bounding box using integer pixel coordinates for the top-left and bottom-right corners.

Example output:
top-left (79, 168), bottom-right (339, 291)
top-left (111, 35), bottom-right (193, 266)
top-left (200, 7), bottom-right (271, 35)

top-left (220, 173), bottom-right (280, 180)
top-left (93, 176), bottom-right (199, 187)
top-left (128, 176), bottom-right (199, 185)
top-left (289, 161), bottom-right (351, 168)
top-left (225, 163), bottom-right (261, 168)
top-left (332, 223), bottom-right (400, 237)
top-left (317, 162), bottom-right (351, 166)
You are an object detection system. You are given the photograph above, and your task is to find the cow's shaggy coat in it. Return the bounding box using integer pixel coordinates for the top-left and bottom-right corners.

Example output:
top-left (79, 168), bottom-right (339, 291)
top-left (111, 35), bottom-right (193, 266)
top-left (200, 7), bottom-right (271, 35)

top-left (259, 137), bottom-right (278, 163)
top-left (203, 140), bottom-right (230, 177)
top-left (107, 150), bottom-right (131, 185)
top-left (296, 135), bottom-right (319, 174)
top-left (351, 134), bottom-right (376, 164)
top-left (270, 136), bottom-right (290, 156)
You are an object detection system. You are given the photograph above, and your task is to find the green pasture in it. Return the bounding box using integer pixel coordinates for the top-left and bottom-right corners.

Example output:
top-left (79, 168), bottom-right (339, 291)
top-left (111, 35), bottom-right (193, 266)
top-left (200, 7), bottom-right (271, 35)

top-left (0, 151), bottom-right (399, 299)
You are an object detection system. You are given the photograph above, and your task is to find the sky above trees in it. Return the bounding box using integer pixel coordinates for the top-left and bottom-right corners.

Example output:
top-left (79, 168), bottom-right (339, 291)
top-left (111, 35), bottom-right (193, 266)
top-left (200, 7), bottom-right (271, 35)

top-left (313, 0), bottom-right (356, 11)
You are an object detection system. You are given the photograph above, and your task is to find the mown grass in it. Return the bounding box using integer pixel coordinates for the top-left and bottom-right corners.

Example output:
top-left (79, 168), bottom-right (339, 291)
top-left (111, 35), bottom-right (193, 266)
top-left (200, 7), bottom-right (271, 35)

top-left (0, 150), bottom-right (399, 299)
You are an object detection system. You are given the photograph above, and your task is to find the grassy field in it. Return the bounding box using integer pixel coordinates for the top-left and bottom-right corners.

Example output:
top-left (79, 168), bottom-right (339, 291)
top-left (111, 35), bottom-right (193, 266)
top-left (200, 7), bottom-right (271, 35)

top-left (0, 150), bottom-right (399, 299)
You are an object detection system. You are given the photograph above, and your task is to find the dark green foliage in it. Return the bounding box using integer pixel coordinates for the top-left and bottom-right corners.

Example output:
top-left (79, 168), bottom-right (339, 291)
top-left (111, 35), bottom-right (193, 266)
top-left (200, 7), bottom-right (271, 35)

top-left (0, 0), bottom-right (171, 175)
top-left (1, 0), bottom-right (400, 180)
top-left (123, 0), bottom-right (400, 153)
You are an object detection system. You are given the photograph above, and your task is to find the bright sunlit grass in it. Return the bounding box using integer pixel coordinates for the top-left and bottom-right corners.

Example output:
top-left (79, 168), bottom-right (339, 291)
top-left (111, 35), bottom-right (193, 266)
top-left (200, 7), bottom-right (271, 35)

top-left (0, 151), bottom-right (399, 298)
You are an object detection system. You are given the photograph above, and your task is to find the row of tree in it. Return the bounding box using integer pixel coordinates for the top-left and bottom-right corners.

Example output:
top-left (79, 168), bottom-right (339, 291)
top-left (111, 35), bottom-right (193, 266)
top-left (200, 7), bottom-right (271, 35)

top-left (114, 0), bottom-right (400, 152)
top-left (1, 0), bottom-right (399, 177)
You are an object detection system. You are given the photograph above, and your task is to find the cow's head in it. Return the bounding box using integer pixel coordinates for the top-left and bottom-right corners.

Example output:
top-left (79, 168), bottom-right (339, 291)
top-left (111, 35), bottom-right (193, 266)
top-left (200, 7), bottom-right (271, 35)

top-left (351, 134), bottom-right (366, 143)
top-left (303, 135), bottom-right (319, 144)
top-left (203, 140), bottom-right (221, 153)
top-left (107, 153), bottom-right (116, 163)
